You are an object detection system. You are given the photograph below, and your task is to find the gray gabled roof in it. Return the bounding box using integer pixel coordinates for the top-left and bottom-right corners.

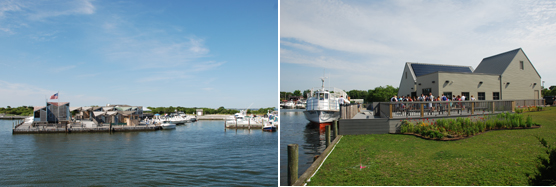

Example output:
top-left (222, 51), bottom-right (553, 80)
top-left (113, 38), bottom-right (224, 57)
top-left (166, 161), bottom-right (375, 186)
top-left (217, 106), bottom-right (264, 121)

top-left (408, 62), bottom-right (473, 77)
top-left (473, 48), bottom-right (521, 75)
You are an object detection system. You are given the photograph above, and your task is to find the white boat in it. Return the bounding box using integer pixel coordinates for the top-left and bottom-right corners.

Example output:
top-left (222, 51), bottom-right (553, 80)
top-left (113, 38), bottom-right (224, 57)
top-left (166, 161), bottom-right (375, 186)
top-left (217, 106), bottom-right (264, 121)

top-left (263, 110), bottom-right (278, 131)
top-left (160, 120), bottom-right (176, 129)
top-left (295, 100), bottom-right (306, 109)
top-left (284, 100), bottom-right (295, 109)
top-left (225, 110), bottom-right (263, 126)
top-left (303, 77), bottom-right (347, 123)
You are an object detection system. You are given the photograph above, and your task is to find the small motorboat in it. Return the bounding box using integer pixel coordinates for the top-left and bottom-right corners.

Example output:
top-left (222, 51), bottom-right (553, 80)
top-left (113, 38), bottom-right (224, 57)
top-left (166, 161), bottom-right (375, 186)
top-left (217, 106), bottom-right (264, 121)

top-left (262, 123), bottom-right (276, 131)
top-left (160, 120), bottom-right (176, 129)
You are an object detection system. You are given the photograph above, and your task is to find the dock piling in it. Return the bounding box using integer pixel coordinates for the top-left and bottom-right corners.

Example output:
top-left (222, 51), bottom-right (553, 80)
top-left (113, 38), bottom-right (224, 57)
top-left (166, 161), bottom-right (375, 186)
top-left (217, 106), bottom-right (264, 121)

top-left (288, 144), bottom-right (299, 186)
top-left (325, 125), bottom-right (331, 147)
top-left (333, 120), bottom-right (338, 137)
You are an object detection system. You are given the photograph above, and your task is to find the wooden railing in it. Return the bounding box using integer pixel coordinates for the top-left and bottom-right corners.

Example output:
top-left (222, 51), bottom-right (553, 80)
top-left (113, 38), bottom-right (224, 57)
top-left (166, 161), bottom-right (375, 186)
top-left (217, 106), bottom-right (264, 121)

top-left (375, 99), bottom-right (544, 119)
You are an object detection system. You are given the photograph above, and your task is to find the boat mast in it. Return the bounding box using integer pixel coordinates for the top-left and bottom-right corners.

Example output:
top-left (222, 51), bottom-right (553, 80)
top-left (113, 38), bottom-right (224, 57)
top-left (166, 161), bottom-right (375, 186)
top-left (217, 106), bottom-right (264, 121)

top-left (320, 69), bottom-right (327, 90)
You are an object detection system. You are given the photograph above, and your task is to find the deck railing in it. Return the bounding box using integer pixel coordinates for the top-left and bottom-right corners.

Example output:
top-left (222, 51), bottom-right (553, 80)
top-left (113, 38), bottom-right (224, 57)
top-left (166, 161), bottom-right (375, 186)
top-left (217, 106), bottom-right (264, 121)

top-left (375, 99), bottom-right (544, 119)
top-left (340, 103), bottom-right (362, 119)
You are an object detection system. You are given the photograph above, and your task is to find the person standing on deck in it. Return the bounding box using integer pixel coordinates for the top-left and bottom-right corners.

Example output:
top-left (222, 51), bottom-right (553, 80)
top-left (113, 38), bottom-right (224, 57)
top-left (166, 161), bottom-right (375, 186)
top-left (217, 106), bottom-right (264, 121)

top-left (428, 93), bottom-right (434, 112)
top-left (461, 95), bottom-right (466, 110)
top-left (471, 95), bottom-right (476, 101)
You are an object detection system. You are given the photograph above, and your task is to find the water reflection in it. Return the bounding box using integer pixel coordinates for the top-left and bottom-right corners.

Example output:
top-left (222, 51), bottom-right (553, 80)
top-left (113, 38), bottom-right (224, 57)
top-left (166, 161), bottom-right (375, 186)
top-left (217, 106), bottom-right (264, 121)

top-left (280, 109), bottom-right (337, 185)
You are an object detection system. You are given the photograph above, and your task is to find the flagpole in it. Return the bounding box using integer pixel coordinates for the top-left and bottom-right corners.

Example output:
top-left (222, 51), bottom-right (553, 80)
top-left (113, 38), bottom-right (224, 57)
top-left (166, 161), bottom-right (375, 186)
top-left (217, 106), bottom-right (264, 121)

top-left (57, 91), bottom-right (60, 124)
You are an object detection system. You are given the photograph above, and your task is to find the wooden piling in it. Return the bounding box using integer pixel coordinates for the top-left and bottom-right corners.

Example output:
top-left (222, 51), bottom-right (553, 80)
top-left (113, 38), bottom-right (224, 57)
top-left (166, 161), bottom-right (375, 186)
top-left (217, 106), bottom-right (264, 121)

top-left (288, 144), bottom-right (299, 186)
top-left (333, 120), bottom-right (338, 137)
top-left (325, 125), bottom-right (331, 147)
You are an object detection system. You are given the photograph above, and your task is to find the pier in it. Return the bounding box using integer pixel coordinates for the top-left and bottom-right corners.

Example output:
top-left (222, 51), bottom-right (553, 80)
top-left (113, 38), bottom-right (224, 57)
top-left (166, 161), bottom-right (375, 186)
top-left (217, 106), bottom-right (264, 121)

top-left (12, 119), bottom-right (162, 134)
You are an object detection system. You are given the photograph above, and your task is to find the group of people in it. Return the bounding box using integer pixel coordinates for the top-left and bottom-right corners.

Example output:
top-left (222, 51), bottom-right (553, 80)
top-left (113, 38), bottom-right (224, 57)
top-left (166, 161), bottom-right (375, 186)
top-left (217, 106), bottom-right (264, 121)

top-left (390, 93), bottom-right (476, 102)
top-left (390, 93), bottom-right (477, 114)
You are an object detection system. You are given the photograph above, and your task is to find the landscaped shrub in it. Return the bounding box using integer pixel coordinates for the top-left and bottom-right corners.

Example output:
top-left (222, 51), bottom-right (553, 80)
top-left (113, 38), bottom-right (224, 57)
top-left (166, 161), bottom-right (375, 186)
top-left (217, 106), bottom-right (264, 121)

top-left (526, 115), bottom-right (533, 127)
top-left (399, 112), bottom-right (539, 140)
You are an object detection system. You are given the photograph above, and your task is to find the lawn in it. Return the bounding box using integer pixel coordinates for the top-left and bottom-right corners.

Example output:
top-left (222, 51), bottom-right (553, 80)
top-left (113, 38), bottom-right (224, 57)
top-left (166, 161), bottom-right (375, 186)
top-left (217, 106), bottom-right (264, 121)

top-left (307, 107), bottom-right (556, 186)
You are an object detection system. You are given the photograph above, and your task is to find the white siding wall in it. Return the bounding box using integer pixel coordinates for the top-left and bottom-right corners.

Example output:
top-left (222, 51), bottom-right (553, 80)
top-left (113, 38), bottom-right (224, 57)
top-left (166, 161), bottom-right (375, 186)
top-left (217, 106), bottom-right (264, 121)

top-left (398, 64), bottom-right (416, 96)
top-left (500, 50), bottom-right (542, 100)
top-left (438, 73), bottom-right (500, 100)
top-left (414, 73), bottom-right (439, 97)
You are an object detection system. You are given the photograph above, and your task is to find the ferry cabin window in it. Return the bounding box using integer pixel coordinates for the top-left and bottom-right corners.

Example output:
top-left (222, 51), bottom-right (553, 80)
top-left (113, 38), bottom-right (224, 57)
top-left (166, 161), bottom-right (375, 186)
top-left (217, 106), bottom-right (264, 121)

top-left (319, 93), bottom-right (325, 100)
top-left (478, 92), bottom-right (485, 100)
top-left (493, 92), bottom-right (500, 100)
top-left (324, 93), bottom-right (328, 99)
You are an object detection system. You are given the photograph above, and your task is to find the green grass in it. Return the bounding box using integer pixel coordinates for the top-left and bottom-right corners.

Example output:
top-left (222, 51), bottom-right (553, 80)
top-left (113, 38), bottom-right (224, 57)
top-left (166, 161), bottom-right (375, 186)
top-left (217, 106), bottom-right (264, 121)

top-left (307, 107), bottom-right (556, 186)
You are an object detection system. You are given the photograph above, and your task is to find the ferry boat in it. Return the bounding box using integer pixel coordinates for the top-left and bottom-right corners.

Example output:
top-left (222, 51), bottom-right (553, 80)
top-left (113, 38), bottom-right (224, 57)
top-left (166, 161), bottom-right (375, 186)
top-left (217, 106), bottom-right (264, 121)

top-left (303, 77), bottom-right (347, 123)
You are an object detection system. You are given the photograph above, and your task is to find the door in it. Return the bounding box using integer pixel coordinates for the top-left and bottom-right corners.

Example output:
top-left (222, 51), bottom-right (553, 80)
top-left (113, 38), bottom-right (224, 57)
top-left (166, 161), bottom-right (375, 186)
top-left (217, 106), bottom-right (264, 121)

top-left (534, 90), bottom-right (539, 99)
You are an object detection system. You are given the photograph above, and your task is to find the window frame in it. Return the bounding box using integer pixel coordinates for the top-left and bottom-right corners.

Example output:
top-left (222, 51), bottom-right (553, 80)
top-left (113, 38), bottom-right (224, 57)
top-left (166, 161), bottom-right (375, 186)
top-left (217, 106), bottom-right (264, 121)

top-left (478, 92), bottom-right (485, 100)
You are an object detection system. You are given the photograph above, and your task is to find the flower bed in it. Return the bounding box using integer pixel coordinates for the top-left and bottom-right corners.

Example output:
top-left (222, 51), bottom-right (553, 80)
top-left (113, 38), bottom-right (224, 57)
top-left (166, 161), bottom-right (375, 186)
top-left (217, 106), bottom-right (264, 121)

top-left (399, 112), bottom-right (541, 140)
top-left (515, 106), bottom-right (544, 114)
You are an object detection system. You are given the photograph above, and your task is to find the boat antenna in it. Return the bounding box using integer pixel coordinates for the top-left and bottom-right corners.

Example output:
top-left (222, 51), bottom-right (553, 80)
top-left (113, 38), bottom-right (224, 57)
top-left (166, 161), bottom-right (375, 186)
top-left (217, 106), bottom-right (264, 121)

top-left (320, 69), bottom-right (327, 89)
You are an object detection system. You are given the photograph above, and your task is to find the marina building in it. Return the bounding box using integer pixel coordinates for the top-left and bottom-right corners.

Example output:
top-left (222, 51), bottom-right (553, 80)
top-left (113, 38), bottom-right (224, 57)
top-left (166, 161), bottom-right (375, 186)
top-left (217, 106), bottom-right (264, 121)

top-left (398, 48), bottom-right (541, 100)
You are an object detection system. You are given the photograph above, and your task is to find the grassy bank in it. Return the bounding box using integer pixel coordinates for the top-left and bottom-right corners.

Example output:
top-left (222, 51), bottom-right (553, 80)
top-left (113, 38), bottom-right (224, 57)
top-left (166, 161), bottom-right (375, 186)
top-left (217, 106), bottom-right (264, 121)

top-left (308, 107), bottom-right (556, 186)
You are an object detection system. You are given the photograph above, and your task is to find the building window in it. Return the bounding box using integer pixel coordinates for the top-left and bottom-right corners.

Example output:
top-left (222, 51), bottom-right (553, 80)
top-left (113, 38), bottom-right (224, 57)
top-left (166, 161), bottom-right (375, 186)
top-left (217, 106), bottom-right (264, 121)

top-left (461, 92), bottom-right (469, 100)
top-left (493, 92), bottom-right (499, 100)
top-left (520, 61), bottom-right (524, 70)
top-left (422, 88), bottom-right (432, 95)
top-left (478, 92), bottom-right (485, 100)
top-left (443, 92), bottom-right (452, 99)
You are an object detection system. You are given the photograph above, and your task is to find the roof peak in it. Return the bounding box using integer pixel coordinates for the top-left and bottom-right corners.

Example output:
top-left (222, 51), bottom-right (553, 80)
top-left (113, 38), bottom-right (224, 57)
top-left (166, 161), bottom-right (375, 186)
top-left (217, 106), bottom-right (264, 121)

top-left (407, 62), bottom-right (472, 68)
top-left (482, 48), bottom-right (521, 60)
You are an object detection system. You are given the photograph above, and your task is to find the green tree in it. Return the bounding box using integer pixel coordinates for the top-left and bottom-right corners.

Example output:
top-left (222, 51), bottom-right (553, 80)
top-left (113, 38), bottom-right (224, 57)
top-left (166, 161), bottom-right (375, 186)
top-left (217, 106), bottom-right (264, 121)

top-left (366, 85), bottom-right (399, 102)
top-left (293, 90), bottom-right (301, 97)
top-left (302, 89), bottom-right (311, 99)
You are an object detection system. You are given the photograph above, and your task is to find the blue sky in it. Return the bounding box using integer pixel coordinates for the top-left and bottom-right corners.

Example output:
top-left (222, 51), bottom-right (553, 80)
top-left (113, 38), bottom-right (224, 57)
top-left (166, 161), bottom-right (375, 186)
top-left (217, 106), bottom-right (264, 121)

top-left (0, 0), bottom-right (278, 108)
top-left (281, 0), bottom-right (556, 92)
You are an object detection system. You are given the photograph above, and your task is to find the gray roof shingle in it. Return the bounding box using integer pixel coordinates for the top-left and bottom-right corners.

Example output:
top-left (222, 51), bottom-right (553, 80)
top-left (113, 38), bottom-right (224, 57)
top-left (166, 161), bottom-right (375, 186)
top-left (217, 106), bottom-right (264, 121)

top-left (473, 48), bottom-right (521, 75)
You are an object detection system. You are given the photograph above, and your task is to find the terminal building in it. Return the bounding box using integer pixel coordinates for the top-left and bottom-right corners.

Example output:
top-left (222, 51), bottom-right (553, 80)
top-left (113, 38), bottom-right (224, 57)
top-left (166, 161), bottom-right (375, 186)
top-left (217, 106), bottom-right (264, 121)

top-left (398, 48), bottom-right (542, 100)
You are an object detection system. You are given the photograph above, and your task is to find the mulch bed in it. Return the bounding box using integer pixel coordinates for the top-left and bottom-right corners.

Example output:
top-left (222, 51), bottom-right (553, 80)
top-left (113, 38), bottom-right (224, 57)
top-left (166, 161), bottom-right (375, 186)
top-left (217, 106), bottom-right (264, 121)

top-left (401, 125), bottom-right (542, 141)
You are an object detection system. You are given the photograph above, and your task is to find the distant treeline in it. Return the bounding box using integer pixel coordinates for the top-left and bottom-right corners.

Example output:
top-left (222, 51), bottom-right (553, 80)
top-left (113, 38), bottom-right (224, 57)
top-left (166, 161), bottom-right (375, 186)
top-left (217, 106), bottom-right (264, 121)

top-left (146, 106), bottom-right (276, 115)
top-left (281, 85), bottom-right (399, 102)
top-left (543, 86), bottom-right (556, 96)
top-left (0, 106), bottom-right (34, 116)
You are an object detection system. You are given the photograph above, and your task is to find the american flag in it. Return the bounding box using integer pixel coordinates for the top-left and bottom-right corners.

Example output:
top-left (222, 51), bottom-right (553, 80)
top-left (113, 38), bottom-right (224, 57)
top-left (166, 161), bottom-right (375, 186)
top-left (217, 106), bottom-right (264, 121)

top-left (50, 93), bottom-right (58, 100)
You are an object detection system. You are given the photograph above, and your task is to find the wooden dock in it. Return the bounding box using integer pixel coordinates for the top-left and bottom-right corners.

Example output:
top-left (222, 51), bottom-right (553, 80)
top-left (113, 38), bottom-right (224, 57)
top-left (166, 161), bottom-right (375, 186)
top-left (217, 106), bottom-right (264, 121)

top-left (12, 119), bottom-right (163, 134)
top-left (0, 115), bottom-right (27, 120)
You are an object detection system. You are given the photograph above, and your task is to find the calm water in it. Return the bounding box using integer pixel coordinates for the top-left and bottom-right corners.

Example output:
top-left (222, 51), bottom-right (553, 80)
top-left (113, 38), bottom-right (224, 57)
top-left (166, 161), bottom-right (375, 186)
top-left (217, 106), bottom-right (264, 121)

top-left (0, 119), bottom-right (277, 186)
top-left (279, 109), bottom-right (334, 186)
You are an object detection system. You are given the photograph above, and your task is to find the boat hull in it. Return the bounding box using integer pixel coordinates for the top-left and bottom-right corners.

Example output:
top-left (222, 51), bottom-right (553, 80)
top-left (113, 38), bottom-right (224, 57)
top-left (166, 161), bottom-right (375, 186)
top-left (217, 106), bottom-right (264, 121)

top-left (303, 110), bottom-right (339, 123)
top-left (161, 124), bottom-right (176, 129)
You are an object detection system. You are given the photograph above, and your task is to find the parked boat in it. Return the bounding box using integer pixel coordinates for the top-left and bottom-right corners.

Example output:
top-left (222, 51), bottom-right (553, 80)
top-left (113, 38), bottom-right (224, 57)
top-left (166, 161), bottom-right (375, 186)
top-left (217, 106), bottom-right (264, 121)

top-left (160, 120), bottom-right (176, 129)
top-left (225, 110), bottom-right (263, 126)
top-left (303, 77), bottom-right (347, 123)
top-left (284, 100), bottom-right (295, 109)
top-left (263, 110), bottom-right (278, 131)
top-left (295, 100), bottom-right (306, 109)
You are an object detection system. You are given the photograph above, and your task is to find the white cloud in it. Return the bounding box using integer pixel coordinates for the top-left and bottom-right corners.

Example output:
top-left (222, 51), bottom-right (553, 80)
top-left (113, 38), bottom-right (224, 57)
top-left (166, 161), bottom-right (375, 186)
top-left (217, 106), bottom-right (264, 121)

top-left (49, 65), bottom-right (76, 73)
top-left (0, 80), bottom-right (109, 107)
top-left (0, 0), bottom-right (23, 18)
top-left (280, 0), bottom-right (556, 91)
top-left (27, 0), bottom-right (95, 20)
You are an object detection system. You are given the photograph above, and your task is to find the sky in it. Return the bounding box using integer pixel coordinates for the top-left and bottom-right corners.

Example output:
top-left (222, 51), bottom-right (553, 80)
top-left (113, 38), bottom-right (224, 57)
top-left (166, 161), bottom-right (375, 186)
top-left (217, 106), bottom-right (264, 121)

top-left (280, 0), bottom-right (556, 92)
top-left (0, 0), bottom-right (278, 108)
